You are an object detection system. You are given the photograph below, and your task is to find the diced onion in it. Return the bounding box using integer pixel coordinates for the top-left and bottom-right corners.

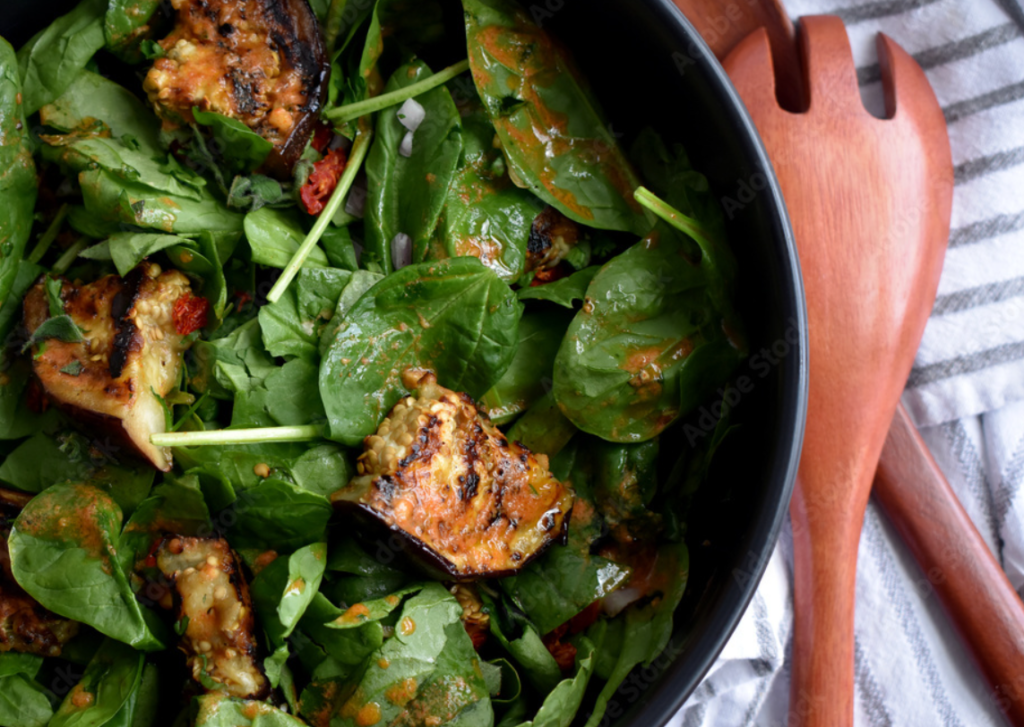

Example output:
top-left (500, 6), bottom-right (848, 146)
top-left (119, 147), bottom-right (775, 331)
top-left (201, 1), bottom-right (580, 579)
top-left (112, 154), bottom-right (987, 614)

top-left (345, 177), bottom-right (367, 218)
top-left (397, 98), bottom-right (426, 132)
top-left (352, 238), bottom-right (364, 265)
top-left (399, 131), bottom-right (415, 158)
top-left (601, 587), bottom-right (642, 618)
top-left (391, 233), bottom-right (413, 270)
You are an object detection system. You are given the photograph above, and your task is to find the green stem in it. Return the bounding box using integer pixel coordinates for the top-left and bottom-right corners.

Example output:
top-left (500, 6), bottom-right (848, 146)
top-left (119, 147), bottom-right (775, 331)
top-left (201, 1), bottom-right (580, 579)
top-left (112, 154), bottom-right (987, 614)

top-left (267, 129), bottom-right (373, 304)
top-left (151, 424), bottom-right (323, 448)
top-left (324, 59), bottom-right (471, 126)
top-left (634, 186), bottom-right (713, 251)
top-left (27, 204), bottom-right (69, 265)
top-left (51, 237), bottom-right (89, 275)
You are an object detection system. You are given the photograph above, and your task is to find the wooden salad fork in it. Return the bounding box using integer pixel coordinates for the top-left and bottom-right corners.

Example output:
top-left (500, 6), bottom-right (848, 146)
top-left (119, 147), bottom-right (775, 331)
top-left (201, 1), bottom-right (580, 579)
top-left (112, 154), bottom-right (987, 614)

top-left (722, 17), bottom-right (953, 726)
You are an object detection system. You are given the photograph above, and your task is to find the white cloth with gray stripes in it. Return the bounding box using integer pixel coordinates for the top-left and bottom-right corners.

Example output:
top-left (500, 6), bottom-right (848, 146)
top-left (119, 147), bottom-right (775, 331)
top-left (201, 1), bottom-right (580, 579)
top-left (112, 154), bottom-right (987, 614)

top-left (673, 1), bottom-right (1024, 725)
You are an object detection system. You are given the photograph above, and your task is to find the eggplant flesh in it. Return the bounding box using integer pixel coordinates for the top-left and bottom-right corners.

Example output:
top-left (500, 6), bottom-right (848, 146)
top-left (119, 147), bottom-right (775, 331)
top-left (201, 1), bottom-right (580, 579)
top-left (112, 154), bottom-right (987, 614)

top-left (156, 536), bottom-right (269, 700)
top-left (0, 489), bottom-right (80, 656)
top-left (333, 371), bottom-right (575, 580)
top-left (143, 0), bottom-right (330, 178)
top-left (526, 206), bottom-right (582, 272)
top-left (23, 263), bottom-right (193, 471)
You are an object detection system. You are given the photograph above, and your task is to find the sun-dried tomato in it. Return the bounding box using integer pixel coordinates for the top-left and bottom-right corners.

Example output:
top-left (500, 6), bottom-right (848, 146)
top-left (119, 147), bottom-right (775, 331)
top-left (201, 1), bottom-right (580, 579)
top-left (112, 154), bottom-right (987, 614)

top-left (311, 123), bottom-right (333, 153)
top-left (542, 623), bottom-right (578, 672)
top-left (172, 292), bottom-right (209, 335)
top-left (465, 620), bottom-right (489, 651)
top-left (300, 148), bottom-right (348, 216)
top-left (568, 600), bottom-right (602, 635)
top-left (528, 263), bottom-right (571, 287)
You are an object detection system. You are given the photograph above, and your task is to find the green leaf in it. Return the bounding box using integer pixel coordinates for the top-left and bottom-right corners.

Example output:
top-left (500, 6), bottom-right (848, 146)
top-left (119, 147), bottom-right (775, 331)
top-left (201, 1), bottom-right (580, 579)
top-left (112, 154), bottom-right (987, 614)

top-left (251, 542), bottom-right (328, 644)
top-left (16, 0), bottom-right (107, 115)
top-left (118, 476), bottom-right (211, 573)
top-left (22, 314), bottom-right (84, 351)
top-left (8, 484), bottom-right (166, 650)
top-left (0, 674), bottom-right (54, 727)
top-left (517, 633), bottom-right (600, 727)
top-left (85, 232), bottom-right (196, 277)
top-left (170, 230), bottom-right (240, 322)
top-left (295, 592), bottom-right (386, 679)
top-left (516, 266), bottom-right (599, 308)
top-left (505, 390), bottom-right (576, 458)
top-left (323, 584), bottom-right (422, 629)
top-left (193, 107), bottom-right (274, 175)
top-left (462, 0), bottom-right (649, 236)
top-left (244, 207), bottom-right (329, 269)
top-left (364, 60), bottom-right (463, 273)
top-left (552, 234), bottom-right (744, 443)
top-left (193, 694), bottom-right (308, 727)
top-left (225, 478), bottom-right (333, 553)
top-left (480, 309), bottom-right (571, 424)
top-left (189, 318), bottom-right (277, 400)
top-left (259, 267), bottom-right (353, 361)
top-left (319, 256), bottom-right (522, 446)
top-left (483, 596), bottom-right (560, 695)
top-left (51, 639), bottom-right (143, 727)
top-left (104, 0), bottom-right (163, 62)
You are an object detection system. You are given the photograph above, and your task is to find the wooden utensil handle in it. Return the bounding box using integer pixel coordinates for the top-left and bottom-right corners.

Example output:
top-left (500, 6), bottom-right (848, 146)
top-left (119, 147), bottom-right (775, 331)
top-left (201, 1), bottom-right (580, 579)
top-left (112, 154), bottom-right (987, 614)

top-left (789, 480), bottom-right (864, 727)
top-left (874, 403), bottom-right (1024, 725)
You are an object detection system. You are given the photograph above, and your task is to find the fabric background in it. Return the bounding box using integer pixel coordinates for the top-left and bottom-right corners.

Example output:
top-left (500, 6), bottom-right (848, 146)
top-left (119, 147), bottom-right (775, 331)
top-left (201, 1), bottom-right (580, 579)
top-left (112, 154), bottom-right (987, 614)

top-left (672, 1), bottom-right (1024, 724)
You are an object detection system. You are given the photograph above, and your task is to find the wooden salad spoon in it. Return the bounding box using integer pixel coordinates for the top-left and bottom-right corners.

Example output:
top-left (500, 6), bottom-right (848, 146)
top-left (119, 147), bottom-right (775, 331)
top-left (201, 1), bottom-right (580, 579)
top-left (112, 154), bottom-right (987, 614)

top-left (722, 17), bottom-right (953, 726)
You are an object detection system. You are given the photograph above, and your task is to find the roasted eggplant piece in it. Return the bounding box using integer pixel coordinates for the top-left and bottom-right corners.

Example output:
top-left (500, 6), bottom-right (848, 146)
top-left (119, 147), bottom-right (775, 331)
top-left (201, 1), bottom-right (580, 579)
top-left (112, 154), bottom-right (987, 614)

top-left (143, 0), bottom-right (329, 178)
top-left (0, 488), bottom-right (79, 656)
top-left (333, 370), bottom-right (575, 580)
top-left (23, 263), bottom-right (194, 471)
top-left (156, 536), bottom-right (269, 700)
top-left (526, 206), bottom-right (582, 272)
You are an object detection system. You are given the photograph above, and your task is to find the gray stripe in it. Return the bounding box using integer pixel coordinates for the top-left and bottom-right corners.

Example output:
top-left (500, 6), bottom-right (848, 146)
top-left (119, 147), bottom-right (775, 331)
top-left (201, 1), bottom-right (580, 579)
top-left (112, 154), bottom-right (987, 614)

top-left (854, 635), bottom-right (895, 727)
top-left (949, 210), bottom-right (1024, 248)
top-left (834, 0), bottom-right (943, 24)
top-left (858, 23), bottom-right (1021, 86)
top-left (995, 430), bottom-right (1024, 538)
top-left (941, 419), bottom-right (1002, 563)
top-left (997, 0), bottom-right (1024, 34)
top-left (864, 508), bottom-right (966, 727)
top-left (945, 80), bottom-right (1024, 124)
top-left (739, 593), bottom-right (777, 726)
top-left (955, 146), bottom-right (1024, 185)
top-left (682, 680), bottom-right (716, 727)
top-left (932, 276), bottom-right (1024, 315)
top-left (908, 340), bottom-right (1024, 388)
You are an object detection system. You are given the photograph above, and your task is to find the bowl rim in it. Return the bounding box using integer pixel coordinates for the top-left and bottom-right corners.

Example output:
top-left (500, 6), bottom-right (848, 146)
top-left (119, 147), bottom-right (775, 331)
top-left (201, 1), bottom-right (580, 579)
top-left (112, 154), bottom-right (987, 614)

top-left (621, 0), bottom-right (808, 723)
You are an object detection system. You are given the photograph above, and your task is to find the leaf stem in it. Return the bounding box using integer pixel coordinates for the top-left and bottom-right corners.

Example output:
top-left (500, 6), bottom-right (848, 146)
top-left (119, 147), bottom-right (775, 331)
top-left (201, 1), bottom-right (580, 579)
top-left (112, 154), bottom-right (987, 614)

top-left (27, 204), bottom-right (69, 265)
top-left (151, 424), bottom-right (323, 448)
top-left (323, 60), bottom-right (471, 126)
top-left (634, 186), bottom-right (713, 251)
top-left (51, 237), bottom-right (90, 275)
top-left (266, 129), bottom-right (374, 304)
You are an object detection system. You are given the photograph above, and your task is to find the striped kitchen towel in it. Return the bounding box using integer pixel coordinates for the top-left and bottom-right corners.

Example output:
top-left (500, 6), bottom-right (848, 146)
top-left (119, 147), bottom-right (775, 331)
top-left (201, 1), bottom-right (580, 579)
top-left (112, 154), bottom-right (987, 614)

top-left (672, 1), bottom-right (1024, 725)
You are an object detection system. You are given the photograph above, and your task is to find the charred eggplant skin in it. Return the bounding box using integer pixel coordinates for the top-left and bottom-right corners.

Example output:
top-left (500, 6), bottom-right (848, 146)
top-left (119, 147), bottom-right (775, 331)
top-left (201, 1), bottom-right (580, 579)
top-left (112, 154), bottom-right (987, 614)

top-left (144, 0), bottom-right (329, 178)
top-left (333, 371), bottom-right (575, 581)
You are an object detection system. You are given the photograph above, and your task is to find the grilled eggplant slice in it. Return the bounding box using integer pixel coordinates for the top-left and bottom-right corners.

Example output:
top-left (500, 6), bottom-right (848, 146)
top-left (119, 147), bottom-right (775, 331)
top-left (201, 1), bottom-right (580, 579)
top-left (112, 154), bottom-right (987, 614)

top-left (143, 0), bottom-right (329, 178)
top-left (23, 263), bottom-right (194, 471)
top-left (0, 489), bottom-right (79, 656)
top-left (156, 536), bottom-right (269, 700)
top-left (333, 370), bottom-right (575, 580)
top-left (526, 206), bottom-right (582, 272)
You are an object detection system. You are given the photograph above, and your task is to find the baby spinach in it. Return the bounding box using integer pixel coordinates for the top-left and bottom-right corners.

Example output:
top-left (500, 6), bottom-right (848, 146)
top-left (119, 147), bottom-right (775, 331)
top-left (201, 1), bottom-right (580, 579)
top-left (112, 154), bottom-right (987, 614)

top-left (103, 0), bottom-right (163, 63)
top-left (0, 39), bottom-right (39, 309)
top-left (481, 309), bottom-right (572, 424)
top-left (193, 108), bottom-right (275, 176)
top-left (517, 633), bottom-right (600, 727)
top-left (189, 318), bottom-right (277, 400)
top-left (552, 233), bottom-right (744, 443)
top-left (225, 478), bottom-right (333, 553)
top-left (259, 267), bottom-right (353, 361)
top-left (251, 542), bottom-right (328, 643)
top-left (50, 638), bottom-right (143, 727)
top-left (505, 391), bottom-right (576, 458)
top-left (17, 0), bottom-right (106, 115)
top-left (0, 654), bottom-right (53, 727)
top-left (296, 592), bottom-right (387, 677)
top-left (8, 484), bottom-right (166, 650)
top-left (463, 0), bottom-right (649, 236)
top-left (323, 583), bottom-right (422, 629)
top-left (482, 592), bottom-right (561, 694)
top-left (516, 266), bottom-right (600, 308)
top-left (319, 256), bottom-right (522, 446)
top-left (83, 232), bottom-right (196, 277)
top-left (317, 270), bottom-right (384, 355)
top-left (364, 60), bottom-right (463, 273)
top-left (170, 230), bottom-right (240, 322)
top-left (118, 476), bottom-right (211, 573)
top-left (193, 694), bottom-right (308, 727)
top-left (244, 207), bottom-right (329, 269)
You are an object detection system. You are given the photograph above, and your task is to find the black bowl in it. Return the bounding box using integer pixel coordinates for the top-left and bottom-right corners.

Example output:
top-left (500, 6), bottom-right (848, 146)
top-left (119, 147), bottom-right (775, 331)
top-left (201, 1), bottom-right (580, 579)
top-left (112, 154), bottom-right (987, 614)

top-left (1, 1), bottom-right (806, 724)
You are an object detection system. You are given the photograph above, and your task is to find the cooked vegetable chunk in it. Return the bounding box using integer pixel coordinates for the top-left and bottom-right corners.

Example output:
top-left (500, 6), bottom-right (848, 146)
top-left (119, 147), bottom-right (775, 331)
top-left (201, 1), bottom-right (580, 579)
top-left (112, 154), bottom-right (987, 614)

top-left (156, 536), bottom-right (269, 700)
top-left (23, 263), bottom-right (194, 471)
top-left (526, 206), bottom-right (581, 273)
top-left (333, 370), bottom-right (574, 579)
top-left (0, 489), bottom-right (79, 656)
top-left (143, 0), bottom-right (329, 177)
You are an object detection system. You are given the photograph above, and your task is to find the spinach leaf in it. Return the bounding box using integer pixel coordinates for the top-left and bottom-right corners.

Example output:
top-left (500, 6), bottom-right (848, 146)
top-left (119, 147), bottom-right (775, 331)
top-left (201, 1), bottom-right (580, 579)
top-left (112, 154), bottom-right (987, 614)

top-left (590, 438), bottom-right (660, 530)
top-left (193, 107), bottom-right (274, 175)
top-left (326, 535), bottom-right (408, 578)
top-left (16, 0), bottom-right (106, 115)
top-left (323, 583), bottom-right (421, 629)
top-left (251, 542), bottom-right (328, 643)
top-left (170, 230), bottom-right (240, 322)
top-left (0, 39), bottom-right (39, 309)
top-left (232, 358), bottom-right (326, 428)
top-left (118, 476), bottom-right (211, 573)
top-left (225, 478), bottom-right (333, 553)
top-left (51, 638), bottom-right (143, 727)
top-left (0, 654), bottom-right (53, 727)
top-left (189, 318), bottom-right (277, 400)
top-left (516, 266), bottom-right (599, 308)
top-left (289, 444), bottom-right (354, 499)
top-left (481, 309), bottom-right (572, 424)
top-left (325, 583), bottom-right (492, 727)
top-left (193, 694), bottom-right (308, 727)
top-left (103, 0), bottom-right (163, 63)
top-left (462, 0), bottom-right (649, 236)
top-left (505, 390), bottom-right (576, 458)
top-left (40, 70), bottom-right (161, 152)
top-left (259, 267), bottom-right (353, 360)
top-left (552, 233), bottom-right (744, 443)
top-left (517, 633), bottom-right (600, 727)
top-left (499, 544), bottom-right (629, 636)
top-left (320, 256), bottom-right (522, 446)
top-left (317, 269), bottom-right (384, 356)
top-left (482, 593), bottom-right (560, 695)
top-left (244, 207), bottom-right (329, 269)
top-left (364, 60), bottom-right (463, 272)
top-left (83, 232), bottom-right (196, 277)
top-left (8, 484), bottom-right (166, 650)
